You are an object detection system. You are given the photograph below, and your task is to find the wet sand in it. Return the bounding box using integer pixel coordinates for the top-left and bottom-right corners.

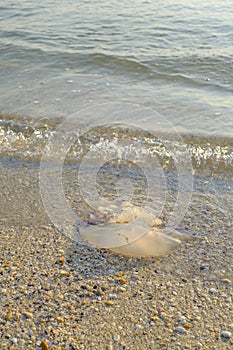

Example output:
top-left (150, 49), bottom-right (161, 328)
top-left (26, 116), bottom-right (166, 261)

top-left (0, 160), bottom-right (232, 349)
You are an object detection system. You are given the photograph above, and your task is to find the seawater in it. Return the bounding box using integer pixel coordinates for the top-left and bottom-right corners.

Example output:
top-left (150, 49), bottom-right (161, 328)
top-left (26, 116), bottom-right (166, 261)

top-left (0, 0), bottom-right (233, 135)
top-left (0, 0), bottom-right (232, 234)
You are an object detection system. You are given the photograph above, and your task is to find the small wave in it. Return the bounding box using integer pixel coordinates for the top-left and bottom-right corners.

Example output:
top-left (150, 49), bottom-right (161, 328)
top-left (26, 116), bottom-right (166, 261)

top-left (143, 55), bottom-right (233, 92)
top-left (48, 51), bottom-right (154, 77)
top-left (0, 114), bottom-right (232, 178)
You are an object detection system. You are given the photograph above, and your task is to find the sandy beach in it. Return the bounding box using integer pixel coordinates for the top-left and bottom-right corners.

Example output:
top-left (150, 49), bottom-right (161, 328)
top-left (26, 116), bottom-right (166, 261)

top-left (0, 161), bottom-right (232, 350)
top-left (1, 0), bottom-right (233, 348)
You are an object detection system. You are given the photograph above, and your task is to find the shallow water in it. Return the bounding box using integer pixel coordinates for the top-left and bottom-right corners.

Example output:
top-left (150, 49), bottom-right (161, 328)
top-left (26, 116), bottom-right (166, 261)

top-left (0, 0), bottom-right (233, 136)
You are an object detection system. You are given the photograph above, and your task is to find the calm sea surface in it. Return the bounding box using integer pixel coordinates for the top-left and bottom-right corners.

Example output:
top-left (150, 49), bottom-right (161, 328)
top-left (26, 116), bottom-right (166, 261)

top-left (1, 0), bottom-right (233, 133)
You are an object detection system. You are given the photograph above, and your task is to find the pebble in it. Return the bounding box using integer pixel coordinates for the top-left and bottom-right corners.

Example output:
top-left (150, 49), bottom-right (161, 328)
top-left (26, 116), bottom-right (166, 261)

top-left (5, 310), bottom-right (12, 321)
top-left (40, 340), bottom-right (49, 350)
top-left (175, 326), bottom-right (186, 334)
top-left (11, 337), bottom-right (18, 345)
top-left (178, 316), bottom-right (186, 325)
top-left (105, 300), bottom-right (115, 306)
top-left (220, 331), bottom-right (231, 339)
top-left (222, 279), bottom-right (231, 284)
top-left (18, 339), bottom-right (25, 346)
top-left (106, 345), bottom-right (113, 350)
top-left (28, 329), bottom-right (33, 336)
top-left (55, 316), bottom-right (65, 323)
top-left (59, 270), bottom-right (70, 276)
top-left (113, 334), bottom-right (120, 342)
top-left (119, 278), bottom-right (127, 285)
top-left (22, 311), bottom-right (33, 318)
top-left (196, 342), bottom-right (203, 348)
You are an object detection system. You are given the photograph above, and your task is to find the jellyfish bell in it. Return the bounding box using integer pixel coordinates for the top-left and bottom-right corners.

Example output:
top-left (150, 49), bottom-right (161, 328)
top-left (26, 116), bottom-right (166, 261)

top-left (79, 220), bottom-right (182, 258)
top-left (110, 228), bottom-right (181, 257)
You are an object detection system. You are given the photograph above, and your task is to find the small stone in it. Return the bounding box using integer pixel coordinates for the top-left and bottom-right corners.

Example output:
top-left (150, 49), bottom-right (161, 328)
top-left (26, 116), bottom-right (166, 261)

top-left (55, 316), bottom-right (64, 323)
top-left (153, 218), bottom-right (163, 227)
top-left (221, 331), bottom-right (231, 339)
top-left (178, 317), bottom-right (186, 325)
top-left (119, 278), bottom-right (127, 285)
top-left (151, 316), bottom-right (159, 321)
top-left (59, 270), bottom-right (70, 276)
top-left (85, 285), bottom-right (93, 291)
top-left (28, 329), bottom-right (33, 336)
top-left (94, 288), bottom-right (103, 296)
top-left (106, 344), bottom-right (113, 350)
top-left (116, 272), bottom-right (124, 277)
top-left (175, 326), bottom-right (186, 334)
top-left (11, 338), bottom-right (18, 345)
top-left (222, 279), bottom-right (231, 284)
top-left (200, 265), bottom-right (209, 271)
top-left (113, 334), bottom-right (120, 342)
top-left (18, 339), bottom-right (25, 346)
top-left (184, 323), bottom-right (191, 329)
top-left (215, 329), bottom-right (220, 340)
top-left (5, 310), bottom-right (12, 321)
top-left (22, 311), bottom-right (33, 318)
top-left (181, 278), bottom-right (188, 283)
top-left (40, 319), bottom-right (47, 323)
top-left (59, 257), bottom-right (66, 264)
top-left (209, 288), bottom-right (217, 294)
top-left (105, 300), bottom-right (114, 306)
top-left (40, 340), bottom-right (49, 350)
